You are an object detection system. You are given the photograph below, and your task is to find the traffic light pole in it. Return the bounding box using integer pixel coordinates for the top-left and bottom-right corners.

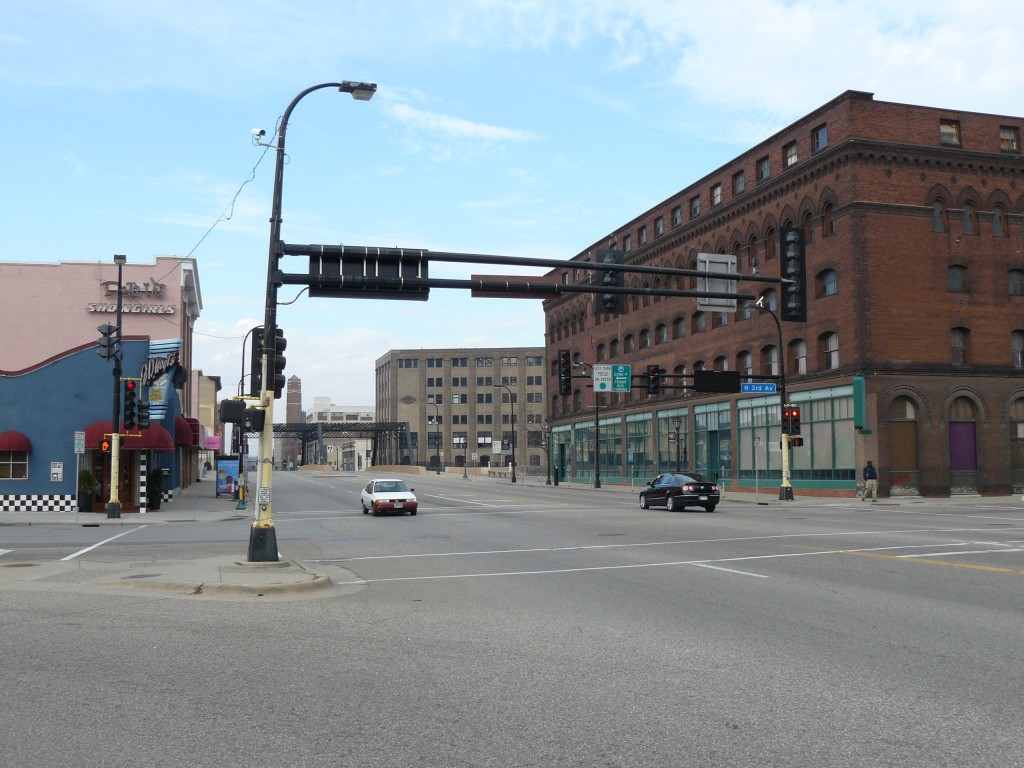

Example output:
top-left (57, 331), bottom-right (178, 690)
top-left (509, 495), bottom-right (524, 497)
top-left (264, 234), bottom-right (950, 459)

top-left (756, 300), bottom-right (794, 501)
top-left (251, 81), bottom-right (377, 562)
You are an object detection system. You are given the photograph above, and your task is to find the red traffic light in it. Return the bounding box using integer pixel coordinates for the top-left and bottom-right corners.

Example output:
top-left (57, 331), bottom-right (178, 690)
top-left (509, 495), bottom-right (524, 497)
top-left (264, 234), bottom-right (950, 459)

top-left (100, 438), bottom-right (112, 453)
top-left (125, 380), bottom-right (136, 392)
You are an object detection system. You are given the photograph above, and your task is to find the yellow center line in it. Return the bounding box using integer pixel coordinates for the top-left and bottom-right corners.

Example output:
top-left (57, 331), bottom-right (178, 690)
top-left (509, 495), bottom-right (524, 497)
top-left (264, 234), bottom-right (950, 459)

top-left (837, 549), bottom-right (1024, 576)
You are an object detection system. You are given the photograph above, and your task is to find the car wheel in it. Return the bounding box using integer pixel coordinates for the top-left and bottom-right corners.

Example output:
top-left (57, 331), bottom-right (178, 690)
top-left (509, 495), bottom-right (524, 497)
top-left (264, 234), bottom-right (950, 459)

top-left (704, 504), bottom-right (717, 513)
top-left (667, 494), bottom-right (680, 512)
top-left (410, 509), bottom-right (418, 516)
top-left (639, 493), bottom-right (649, 509)
top-left (362, 504), bottom-right (368, 514)
top-left (371, 507), bottom-right (380, 517)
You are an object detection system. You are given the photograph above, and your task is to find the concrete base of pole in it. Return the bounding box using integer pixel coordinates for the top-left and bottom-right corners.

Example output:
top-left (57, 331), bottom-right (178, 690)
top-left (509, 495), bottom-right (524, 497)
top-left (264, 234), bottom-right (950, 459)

top-left (106, 502), bottom-right (121, 518)
top-left (247, 524), bottom-right (279, 562)
top-left (778, 486), bottom-right (794, 501)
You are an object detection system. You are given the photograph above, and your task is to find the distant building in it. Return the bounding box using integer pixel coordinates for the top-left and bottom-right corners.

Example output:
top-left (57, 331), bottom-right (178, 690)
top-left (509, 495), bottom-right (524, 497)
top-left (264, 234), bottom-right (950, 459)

top-left (305, 399), bottom-right (374, 470)
top-left (375, 347), bottom-right (547, 474)
top-left (544, 90), bottom-right (1024, 497)
top-left (273, 375), bottom-right (304, 469)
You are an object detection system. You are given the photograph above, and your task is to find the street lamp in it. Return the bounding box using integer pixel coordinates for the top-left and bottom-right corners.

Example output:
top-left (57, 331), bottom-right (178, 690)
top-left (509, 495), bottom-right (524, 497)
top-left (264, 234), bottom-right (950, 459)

top-left (494, 384), bottom-right (517, 483)
top-left (106, 253), bottom-right (127, 518)
top-left (252, 81), bottom-right (376, 562)
top-left (672, 416), bottom-right (682, 473)
top-left (755, 295), bottom-right (793, 501)
top-left (429, 400), bottom-right (441, 475)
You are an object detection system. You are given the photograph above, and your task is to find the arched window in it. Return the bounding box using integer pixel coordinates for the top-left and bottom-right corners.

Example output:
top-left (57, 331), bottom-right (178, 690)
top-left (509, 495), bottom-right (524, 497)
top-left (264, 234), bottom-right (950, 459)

top-left (948, 265), bottom-right (968, 293)
top-left (765, 228), bottom-right (776, 261)
top-left (818, 269), bottom-right (837, 297)
top-left (596, 343), bottom-right (607, 362)
top-left (610, 339), bottom-right (620, 358)
top-left (640, 329), bottom-right (651, 348)
top-left (737, 351), bottom-right (752, 377)
top-left (993, 205), bottom-right (1006, 237)
top-left (962, 202), bottom-right (978, 235)
top-left (820, 332), bottom-right (839, 369)
top-left (1012, 330), bottom-right (1024, 368)
top-left (802, 211), bottom-right (814, 244)
top-left (656, 323), bottom-right (668, 344)
top-left (951, 327), bottom-right (969, 365)
top-left (624, 334), bottom-right (635, 353)
top-left (889, 396), bottom-right (919, 485)
top-left (789, 339), bottom-right (808, 375)
top-left (1009, 269), bottom-right (1024, 296)
top-left (673, 317), bottom-right (687, 339)
top-left (761, 346), bottom-right (778, 376)
top-left (738, 299), bottom-right (753, 320)
top-left (692, 312), bottom-right (706, 334)
top-left (714, 356), bottom-right (728, 371)
top-left (759, 289), bottom-right (777, 312)
top-left (822, 202), bottom-right (835, 238)
top-left (932, 200), bottom-right (947, 233)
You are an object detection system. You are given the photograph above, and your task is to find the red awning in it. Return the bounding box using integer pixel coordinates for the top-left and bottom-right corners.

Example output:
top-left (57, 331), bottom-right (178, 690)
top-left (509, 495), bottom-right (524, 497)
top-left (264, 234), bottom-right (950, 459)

top-left (175, 416), bottom-right (196, 447)
top-left (84, 421), bottom-right (175, 452)
top-left (0, 430), bottom-right (32, 451)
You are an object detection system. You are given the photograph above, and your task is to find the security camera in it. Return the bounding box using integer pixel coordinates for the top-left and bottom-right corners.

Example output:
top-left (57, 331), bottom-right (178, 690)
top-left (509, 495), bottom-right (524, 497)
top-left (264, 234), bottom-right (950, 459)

top-left (252, 128), bottom-right (266, 137)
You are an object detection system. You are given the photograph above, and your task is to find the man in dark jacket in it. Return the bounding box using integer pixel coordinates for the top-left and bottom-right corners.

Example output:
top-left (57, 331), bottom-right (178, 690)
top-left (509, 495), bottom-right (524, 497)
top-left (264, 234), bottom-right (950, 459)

top-left (863, 460), bottom-right (878, 502)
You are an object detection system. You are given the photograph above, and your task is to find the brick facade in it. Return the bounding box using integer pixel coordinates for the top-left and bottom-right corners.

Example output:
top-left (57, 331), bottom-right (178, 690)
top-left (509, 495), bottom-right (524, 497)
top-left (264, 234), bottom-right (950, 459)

top-left (544, 91), bottom-right (1024, 497)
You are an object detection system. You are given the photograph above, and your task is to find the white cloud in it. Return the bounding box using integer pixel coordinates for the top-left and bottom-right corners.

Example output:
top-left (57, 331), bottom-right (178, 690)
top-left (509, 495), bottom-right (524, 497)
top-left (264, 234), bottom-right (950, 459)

top-left (385, 103), bottom-right (540, 143)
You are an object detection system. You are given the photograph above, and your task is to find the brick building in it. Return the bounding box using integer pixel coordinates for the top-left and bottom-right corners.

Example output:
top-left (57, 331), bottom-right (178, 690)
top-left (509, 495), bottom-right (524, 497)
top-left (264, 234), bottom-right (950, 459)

top-left (544, 90), bottom-right (1024, 497)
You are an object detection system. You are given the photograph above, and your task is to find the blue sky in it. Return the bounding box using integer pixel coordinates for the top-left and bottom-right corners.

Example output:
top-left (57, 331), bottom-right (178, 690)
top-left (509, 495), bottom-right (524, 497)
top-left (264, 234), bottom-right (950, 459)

top-left (4, 0), bottom-right (1023, 409)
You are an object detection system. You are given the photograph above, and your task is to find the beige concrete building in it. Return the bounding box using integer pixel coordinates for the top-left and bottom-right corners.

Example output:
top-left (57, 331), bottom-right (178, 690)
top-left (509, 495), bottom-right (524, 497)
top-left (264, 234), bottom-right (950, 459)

top-left (305, 398), bottom-right (374, 470)
top-left (375, 347), bottom-right (547, 475)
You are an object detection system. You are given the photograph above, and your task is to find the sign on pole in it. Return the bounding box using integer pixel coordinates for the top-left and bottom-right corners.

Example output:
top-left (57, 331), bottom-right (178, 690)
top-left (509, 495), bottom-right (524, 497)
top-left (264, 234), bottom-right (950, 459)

top-left (74, 430), bottom-right (86, 454)
top-left (592, 364), bottom-right (612, 392)
top-left (611, 364), bottom-right (632, 392)
top-left (697, 253), bottom-right (737, 310)
top-left (741, 382), bottom-right (778, 394)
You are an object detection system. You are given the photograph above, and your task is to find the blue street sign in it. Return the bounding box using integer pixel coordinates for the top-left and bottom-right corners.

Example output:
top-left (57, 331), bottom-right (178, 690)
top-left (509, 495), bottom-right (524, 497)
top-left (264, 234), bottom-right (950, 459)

top-left (741, 382), bottom-right (778, 393)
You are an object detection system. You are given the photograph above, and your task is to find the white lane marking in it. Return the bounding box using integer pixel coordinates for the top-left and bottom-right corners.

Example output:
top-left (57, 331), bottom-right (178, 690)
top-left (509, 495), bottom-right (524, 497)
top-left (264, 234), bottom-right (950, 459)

top-left (0, 549), bottom-right (12, 557)
top-left (315, 529), bottom-right (1014, 564)
top-left (692, 563), bottom-right (768, 578)
top-left (60, 527), bottom-right (146, 561)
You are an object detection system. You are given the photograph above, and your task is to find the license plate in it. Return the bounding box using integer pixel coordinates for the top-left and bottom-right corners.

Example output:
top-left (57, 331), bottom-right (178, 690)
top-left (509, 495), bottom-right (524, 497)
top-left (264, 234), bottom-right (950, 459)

top-left (394, 502), bottom-right (404, 509)
top-left (699, 495), bottom-right (708, 501)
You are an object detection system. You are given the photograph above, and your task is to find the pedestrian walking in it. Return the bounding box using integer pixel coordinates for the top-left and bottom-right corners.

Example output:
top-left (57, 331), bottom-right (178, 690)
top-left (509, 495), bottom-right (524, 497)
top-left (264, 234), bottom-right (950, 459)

top-left (863, 460), bottom-right (878, 502)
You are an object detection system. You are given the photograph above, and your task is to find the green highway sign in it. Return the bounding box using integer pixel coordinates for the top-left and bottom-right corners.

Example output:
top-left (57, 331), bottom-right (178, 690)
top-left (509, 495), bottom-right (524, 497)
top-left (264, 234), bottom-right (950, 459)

top-left (611, 364), bottom-right (632, 392)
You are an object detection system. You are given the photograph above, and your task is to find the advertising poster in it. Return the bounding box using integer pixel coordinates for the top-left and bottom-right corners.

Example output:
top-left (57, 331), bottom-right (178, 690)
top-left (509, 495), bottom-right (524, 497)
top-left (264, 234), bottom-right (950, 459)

top-left (215, 455), bottom-right (239, 498)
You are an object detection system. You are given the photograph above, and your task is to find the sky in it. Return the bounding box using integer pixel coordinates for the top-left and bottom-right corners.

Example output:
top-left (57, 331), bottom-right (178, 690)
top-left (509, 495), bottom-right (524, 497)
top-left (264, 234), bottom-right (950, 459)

top-left (4, 0), bottom-right (1024, 412)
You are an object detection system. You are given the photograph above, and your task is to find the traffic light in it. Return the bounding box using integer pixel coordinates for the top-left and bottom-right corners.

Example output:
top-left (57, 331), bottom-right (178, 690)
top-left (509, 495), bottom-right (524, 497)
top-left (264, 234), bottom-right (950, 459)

top-left (780, 226), bottom-right (807, 322)
top-left (96, 323), bottom-right (120, 360)
top-left (137, 399), bottom-right (151, 429)
top-left (596, 249), bottom-right (625, 315)
top-left (219, 399), bottom-right (246, 424)
top-left (781, 403), bottom-right (795, 435)
top-left (100, 437), bottom-right (112, 453)
top-left (789, 405), bottom-right (802, 435)
top-left (271, 326), bottom-right (287, 400)
top-left (123, 379), bottom-right (138, 431)
top-left (250, 326), bottom-right (264, 397)
top-left (242, 407), bottom-right (266, 433)
top-left (647, 364), bottom-right (662, 395)
top-left (790, 437), bottom-right (804, 447)
top-left (558, 349), bottom-right (572, 395)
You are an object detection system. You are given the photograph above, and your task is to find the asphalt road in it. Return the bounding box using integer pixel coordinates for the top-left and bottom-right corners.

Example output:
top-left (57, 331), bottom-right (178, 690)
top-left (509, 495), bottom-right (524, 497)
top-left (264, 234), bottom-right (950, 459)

top-left (2, 472), bottom-right (1022, 767)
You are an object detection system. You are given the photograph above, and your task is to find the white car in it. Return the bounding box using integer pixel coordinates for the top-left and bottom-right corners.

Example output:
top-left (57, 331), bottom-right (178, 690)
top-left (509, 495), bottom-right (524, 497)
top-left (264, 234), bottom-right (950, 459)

top-left (361, 478), bottom-right (418, 516)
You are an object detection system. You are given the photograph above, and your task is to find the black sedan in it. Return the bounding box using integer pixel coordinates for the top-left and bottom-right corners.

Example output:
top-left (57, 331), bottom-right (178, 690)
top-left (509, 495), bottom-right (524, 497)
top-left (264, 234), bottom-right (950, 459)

top-left (639, 473), bottom-right (720, 512)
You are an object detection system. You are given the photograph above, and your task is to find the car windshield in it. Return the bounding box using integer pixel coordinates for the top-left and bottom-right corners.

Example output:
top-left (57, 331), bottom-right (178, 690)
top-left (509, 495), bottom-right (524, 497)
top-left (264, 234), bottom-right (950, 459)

top-left (375, 481), bottom-right (409, 493)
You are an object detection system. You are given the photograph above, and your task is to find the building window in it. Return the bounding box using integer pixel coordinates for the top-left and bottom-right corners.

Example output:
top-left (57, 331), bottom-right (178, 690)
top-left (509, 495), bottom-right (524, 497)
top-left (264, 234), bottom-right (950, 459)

top-left (692, 312), bottom-right (706, 334)
top-left (476, 393), bottom-right (493, 404)
top-left (951, 327), bottom-right (969, 365)
top-left (712, 312), bottom-right (728, 329)
top-left (638, 225), bottom-right (647, 245)
top-left (940, 119), bottom-right (961, 146)
top-left (962, 203), bottom-right (978, 235)
top-left (671, 206), bottom-right (682, 227)
top-left (673, 317), bottom-right (686, 339)
top-left (623, 234), bottom-right (632, 253)
top-left (690, 195), bottom-right (701, 219)
top-left (1000, 126), bottom-right (1020, 152)
top-left (948, 265), bottom-right (968, 293)
top-left (596, 343), bottom-right (606, 361)
top-left (932, 200), bottom-right (948, 233)
top-left (656, 323), bottom-right (668, 344)
top-left (624, 334), bottom-right (635, 353)
top-left (738, 299), bottom-right (753, 321)
top-left (761, 346), bottom-right (778, 376)
top-left (993, 205), bottom-right (1006, 237)
top-left (610, 339), bottom-right (620, 357)
top-left (821, 332), bottom-right (839, 369)
top-left (1010, 270), bottom-right (1024, 296)
top-left (790, 339), bottom-right (808, 375)
top-left (765, 229), bottom-right (776, 260)
top-left (757, 156), bottom-right (770, 181)
top-left (0, 450), bottom-right (28, 479)
top-left (759, 288), bottom-right (777, 312)
top-left (818, 269), bottom-right (837, 297)
top-left (784, 141), bottom-right (798, 167)
top-left (732, 170), bottom-right (745, 195)
top-left (640, 329), bottom-right (651, 348)
top-left (737, 351), bottom-right (752, 378)
top-left (714, 356), bottom-right (728, 371)
top-left (655, 216), bottom-right (665, 237)
top-left (802, 211), bottom-right (814, 244)
top-left (711, 184), bottom-right (722, 207)
top-left (1012, 331), bottom-right (1024, 368)
top-left (822, 202), bottom-right (835, 237)
top-left (812, 123), bottom-right (828, 151)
